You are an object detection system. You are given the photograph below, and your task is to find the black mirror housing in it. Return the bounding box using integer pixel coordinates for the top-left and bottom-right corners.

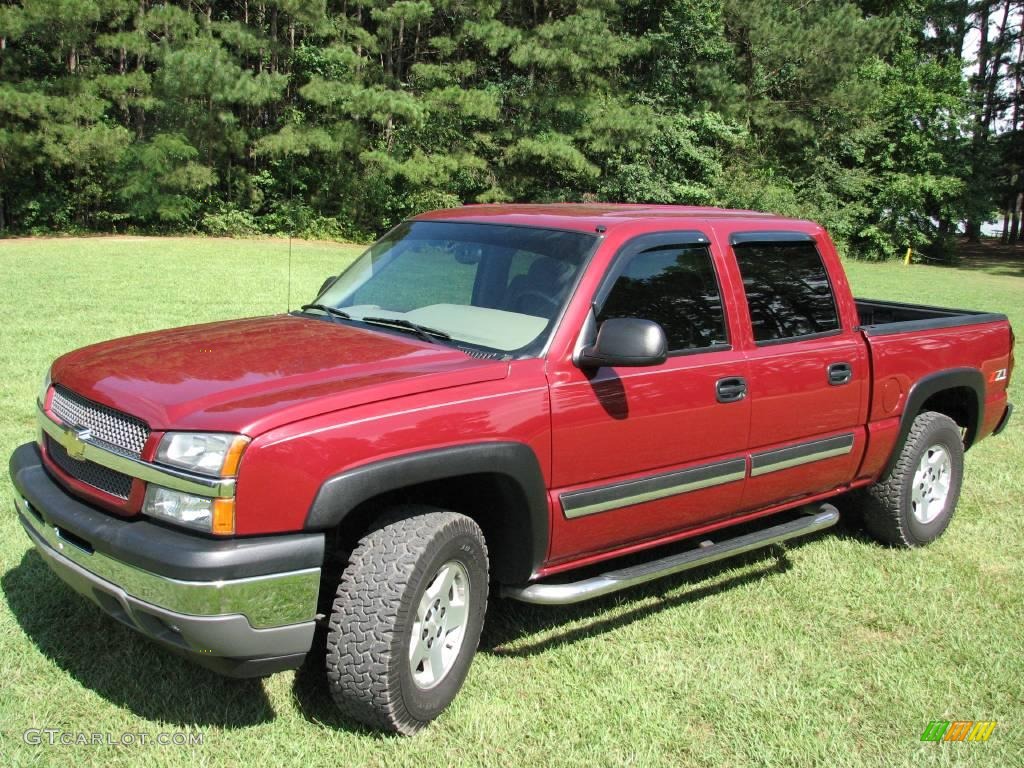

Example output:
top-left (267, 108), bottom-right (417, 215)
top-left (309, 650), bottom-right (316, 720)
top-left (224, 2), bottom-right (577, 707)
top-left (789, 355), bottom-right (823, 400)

top-left (577, 318), bottom-right (668, 368)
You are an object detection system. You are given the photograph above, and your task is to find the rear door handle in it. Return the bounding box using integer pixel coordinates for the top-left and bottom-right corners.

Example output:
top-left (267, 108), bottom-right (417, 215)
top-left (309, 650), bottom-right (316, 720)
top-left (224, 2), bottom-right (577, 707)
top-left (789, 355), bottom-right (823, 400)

top-left (828, 362), bottom-right (853, 386)
top-left (716, 376), bottom-right (747, 403)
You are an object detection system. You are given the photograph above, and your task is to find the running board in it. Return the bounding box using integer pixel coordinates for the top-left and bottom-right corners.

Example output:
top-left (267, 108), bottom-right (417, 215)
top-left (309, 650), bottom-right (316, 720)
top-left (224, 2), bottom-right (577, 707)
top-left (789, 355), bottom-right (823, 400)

top-left (502, 504), bottom-right (839, 606)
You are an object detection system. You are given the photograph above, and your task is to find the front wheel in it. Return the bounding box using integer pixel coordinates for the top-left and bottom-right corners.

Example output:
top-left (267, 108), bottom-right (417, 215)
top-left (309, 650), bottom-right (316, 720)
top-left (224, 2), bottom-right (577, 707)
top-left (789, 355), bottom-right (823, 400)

top-left (325, 508), bottom-right (489, 734)
top-left (862, 411), bottom-right (964, 547)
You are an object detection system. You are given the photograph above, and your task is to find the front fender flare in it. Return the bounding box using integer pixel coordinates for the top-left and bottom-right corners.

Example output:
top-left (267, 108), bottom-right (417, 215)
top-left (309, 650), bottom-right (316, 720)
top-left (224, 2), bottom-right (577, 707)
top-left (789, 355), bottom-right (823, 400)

top-left (304, 441), bottom-right (548, 582)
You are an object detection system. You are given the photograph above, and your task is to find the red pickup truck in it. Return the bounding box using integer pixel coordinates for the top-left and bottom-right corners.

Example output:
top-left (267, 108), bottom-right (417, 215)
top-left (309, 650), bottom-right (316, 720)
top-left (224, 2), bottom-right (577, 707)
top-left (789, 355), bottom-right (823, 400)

top-left (10, 204), bottom-right (1014, 734)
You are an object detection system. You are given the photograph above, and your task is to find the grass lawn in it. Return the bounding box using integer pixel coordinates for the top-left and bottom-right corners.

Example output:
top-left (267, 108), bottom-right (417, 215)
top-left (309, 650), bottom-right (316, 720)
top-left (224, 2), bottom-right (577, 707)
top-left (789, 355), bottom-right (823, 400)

top-left (0, 236), bottom-right (1021, 767)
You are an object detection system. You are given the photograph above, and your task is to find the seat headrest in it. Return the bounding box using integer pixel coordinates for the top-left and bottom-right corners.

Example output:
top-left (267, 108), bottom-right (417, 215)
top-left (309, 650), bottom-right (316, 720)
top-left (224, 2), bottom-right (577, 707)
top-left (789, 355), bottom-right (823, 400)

top-left (526, 257), bottom-right (573, 285)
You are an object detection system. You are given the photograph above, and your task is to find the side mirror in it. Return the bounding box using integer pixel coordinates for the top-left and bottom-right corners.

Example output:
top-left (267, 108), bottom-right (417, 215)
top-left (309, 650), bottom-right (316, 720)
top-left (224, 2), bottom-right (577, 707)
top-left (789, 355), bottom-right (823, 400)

top-left (577, 318), bottom-right (668, 369)
top-left (318, 275), bottom-right (337, 296)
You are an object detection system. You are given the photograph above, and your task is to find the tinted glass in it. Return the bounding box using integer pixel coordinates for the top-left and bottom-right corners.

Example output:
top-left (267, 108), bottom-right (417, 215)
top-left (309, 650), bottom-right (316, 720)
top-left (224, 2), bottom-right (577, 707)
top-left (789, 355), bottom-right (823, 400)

top-left (598, 245), bottom-right (728, 351)
top-left (349, 240), bottom-right (479, 310)
top-left (316, 221), bottom-right (595, 353)
top-left (734, 242), bottom-right (839, 343)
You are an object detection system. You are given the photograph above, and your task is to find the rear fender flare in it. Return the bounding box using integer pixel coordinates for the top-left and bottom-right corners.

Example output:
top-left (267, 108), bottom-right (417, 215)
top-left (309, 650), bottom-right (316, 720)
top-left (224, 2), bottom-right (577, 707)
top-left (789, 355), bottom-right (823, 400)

top-left (883, 367), bottom-right (984, 477)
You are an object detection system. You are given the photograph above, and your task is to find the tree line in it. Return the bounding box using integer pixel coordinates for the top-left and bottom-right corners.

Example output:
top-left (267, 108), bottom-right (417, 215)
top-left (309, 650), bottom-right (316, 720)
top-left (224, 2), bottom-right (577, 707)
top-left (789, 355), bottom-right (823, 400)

top-left (1, 1), bottom-right (1022, 258)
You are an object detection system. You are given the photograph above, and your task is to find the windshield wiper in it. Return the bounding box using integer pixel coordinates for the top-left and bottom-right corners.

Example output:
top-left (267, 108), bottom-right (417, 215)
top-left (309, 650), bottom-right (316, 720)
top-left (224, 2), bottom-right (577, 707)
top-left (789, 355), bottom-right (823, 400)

top-left (359, 316), bottom-right (452, 343)
top-left (300, 303), bottom-right (352, 322)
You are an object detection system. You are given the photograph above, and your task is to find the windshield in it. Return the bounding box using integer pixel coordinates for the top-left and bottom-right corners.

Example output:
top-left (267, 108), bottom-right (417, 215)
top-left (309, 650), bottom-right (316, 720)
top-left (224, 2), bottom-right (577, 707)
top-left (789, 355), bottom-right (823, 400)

top-left (310, 221), bottom-right (597, 355)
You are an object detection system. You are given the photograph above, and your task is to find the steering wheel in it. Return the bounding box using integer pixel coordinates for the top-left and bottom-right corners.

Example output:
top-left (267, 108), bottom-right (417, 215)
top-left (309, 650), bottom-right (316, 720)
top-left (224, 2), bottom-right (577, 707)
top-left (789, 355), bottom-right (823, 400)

top-left (512, 290), bottom-right (560, 316)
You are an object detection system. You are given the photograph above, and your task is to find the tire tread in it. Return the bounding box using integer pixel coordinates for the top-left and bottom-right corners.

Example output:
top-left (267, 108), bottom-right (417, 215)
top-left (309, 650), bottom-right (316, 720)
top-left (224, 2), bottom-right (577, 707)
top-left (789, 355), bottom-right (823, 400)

top-left (324, 507), bottom-right (487, 734)
top-left (863, 411), bottom-right (962, 547)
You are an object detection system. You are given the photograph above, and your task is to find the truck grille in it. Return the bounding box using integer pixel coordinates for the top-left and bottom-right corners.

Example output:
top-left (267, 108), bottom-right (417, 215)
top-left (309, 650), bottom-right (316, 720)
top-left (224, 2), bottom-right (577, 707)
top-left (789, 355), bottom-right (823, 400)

top-left (50, 386), bottom-right (150, 457)
top-left (46, 435), bottom-right (134, 499)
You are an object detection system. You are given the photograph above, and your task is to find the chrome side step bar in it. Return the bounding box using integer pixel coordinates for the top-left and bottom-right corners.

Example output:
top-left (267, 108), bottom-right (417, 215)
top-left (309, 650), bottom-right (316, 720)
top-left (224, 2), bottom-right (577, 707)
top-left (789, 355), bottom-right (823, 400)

top-left (502, 504), bottom-right (839, 606)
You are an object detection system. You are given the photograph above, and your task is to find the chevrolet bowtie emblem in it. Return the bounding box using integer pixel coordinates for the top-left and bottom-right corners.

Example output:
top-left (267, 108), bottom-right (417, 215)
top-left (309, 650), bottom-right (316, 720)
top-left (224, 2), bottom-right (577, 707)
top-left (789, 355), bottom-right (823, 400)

top-left (66, 427), bottom-right (91, 460)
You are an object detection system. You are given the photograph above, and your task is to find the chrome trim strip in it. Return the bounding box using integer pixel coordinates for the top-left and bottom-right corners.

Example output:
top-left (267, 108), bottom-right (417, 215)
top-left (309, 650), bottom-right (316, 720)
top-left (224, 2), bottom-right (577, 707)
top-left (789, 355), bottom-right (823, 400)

top-left (749, 433), bottom-right (855, 477)
top-left (38, 407), bottom-right (235, 498)
top-left (561, 458), bottom-right (747, 519)
top-left (504, 504), bottom-right (840, 605)
top-left (17, 497), bottom-right (319, 628)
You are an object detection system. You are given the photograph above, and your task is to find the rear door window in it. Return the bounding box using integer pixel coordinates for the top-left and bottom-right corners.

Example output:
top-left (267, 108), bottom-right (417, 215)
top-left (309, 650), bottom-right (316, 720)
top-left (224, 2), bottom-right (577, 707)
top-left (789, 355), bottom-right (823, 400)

top-left (732, 241), bottom-right (840, 343)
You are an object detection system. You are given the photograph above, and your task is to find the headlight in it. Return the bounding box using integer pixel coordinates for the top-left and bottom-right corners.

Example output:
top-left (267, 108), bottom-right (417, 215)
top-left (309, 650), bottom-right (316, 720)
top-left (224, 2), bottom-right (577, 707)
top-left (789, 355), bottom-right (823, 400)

top-left (143, 486), bottom-right (235, 534)
top-left (38, 369), bottom-right (51, 406)
top-left (155, 432), bottom-right (249, 477)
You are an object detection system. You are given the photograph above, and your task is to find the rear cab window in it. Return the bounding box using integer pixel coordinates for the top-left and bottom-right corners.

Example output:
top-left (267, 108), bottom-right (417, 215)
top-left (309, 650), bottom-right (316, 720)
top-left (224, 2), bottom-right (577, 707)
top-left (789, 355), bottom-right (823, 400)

top-left (730, 235), bottom-right (840, 345)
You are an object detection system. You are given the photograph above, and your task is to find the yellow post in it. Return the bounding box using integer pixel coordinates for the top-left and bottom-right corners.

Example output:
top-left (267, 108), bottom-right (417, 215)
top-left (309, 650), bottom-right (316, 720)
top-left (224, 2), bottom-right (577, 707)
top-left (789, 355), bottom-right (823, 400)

top-left (904, 246), bottom-right (912, 265)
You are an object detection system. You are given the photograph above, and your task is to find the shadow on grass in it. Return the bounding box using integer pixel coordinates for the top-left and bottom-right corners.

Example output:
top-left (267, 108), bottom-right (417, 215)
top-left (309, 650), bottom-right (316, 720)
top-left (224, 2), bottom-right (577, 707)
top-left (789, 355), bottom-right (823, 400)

top-left (944, 238), bottom-right (1024, 278)
top-left (289, 633), bottom-right (394, 737)
top-left (6, 514), bottom-right (870, 732)
top-left (478, 544), bottom-right (796, 658)
top-left (3, 550), bottom-right (275, 729)
top-left (478, 502), bottom-right (889, 659)
top-left (287, 541), bottom-right (812, 728)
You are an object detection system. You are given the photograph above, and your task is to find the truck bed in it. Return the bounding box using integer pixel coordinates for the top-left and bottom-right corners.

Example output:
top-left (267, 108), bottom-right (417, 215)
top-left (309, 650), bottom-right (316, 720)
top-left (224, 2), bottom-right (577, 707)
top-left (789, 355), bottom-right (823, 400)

top-left (855, 298), bottom-right (1008, 336)
top-left (855, 296), bottom-right (1012, 469)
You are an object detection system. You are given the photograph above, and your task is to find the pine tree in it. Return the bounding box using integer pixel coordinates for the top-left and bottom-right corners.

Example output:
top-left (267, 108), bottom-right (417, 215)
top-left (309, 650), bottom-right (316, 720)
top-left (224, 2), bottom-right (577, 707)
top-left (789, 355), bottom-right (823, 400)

top-left (0, 0), bottom-right (1015, 261)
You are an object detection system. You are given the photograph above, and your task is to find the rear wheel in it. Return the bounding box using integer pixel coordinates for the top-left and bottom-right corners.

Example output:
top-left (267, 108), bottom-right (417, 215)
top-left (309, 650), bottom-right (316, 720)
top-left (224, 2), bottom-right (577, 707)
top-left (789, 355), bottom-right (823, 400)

top-left (325, 507), bottom-right (488, 734)
top-left (862, 411), bottom-right (964, 547)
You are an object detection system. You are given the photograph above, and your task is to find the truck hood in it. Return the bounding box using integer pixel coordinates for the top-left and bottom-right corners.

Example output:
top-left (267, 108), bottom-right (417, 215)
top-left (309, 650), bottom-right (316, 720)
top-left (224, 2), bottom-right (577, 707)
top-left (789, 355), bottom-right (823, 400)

top-left (50, 315), bottom-right (509, 435)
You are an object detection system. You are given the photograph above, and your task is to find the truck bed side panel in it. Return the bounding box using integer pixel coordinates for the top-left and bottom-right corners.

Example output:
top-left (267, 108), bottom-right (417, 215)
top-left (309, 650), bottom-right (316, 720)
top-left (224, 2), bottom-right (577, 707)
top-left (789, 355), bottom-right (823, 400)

top-left (861, 320), bottom-right (1012, 478)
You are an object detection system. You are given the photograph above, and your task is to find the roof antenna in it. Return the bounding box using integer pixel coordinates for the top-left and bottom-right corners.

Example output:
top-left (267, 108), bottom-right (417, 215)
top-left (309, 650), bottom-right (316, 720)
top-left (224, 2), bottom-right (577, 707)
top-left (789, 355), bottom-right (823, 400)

top-left (286, 154), bottom-right (294, 313)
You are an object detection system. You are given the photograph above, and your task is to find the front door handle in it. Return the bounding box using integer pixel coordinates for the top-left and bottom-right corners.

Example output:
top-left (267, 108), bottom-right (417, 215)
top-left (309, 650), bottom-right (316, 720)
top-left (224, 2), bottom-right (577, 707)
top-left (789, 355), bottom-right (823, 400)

top-left (828, 362), bottom-right (853, 386)
top-left (716, 376), bottom-right (747, 403)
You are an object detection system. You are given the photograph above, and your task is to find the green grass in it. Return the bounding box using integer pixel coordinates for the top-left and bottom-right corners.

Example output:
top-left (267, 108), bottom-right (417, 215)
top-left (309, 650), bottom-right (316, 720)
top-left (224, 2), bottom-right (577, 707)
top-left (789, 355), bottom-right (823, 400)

top-left (1, 237), bottom-right (1021, 767)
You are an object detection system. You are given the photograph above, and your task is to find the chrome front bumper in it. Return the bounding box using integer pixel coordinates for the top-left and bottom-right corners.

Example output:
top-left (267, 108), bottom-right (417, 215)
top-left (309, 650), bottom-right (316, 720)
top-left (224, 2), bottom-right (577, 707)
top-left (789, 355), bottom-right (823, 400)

top-left (17, 496), bottom-right (320, 628)
top-left (10, 443), bottom-right (325, 677)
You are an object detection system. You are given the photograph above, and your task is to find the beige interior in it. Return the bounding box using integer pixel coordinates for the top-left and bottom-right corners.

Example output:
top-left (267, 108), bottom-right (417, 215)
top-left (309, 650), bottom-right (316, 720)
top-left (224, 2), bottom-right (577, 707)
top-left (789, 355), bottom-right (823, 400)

top-left (346, 304), bottom-right (548, 351)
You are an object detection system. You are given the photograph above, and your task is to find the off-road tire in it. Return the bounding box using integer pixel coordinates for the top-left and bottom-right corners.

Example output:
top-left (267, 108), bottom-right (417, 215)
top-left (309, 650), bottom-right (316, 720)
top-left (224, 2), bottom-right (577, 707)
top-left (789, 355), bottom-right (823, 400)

top-left (862, 411), bottom-right (964, 547)
top-left (325, 507), bottom-right (488, 734)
